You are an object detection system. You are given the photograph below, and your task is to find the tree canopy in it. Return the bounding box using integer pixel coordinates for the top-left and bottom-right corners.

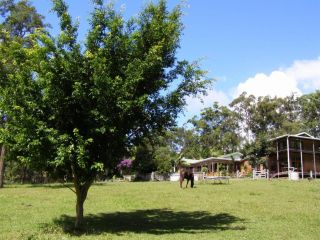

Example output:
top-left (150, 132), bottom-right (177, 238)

top-left (0, 0), bottom-right (209, 228)
top-left (0, 0), bottom-right (47, 38)
top-left (0, 0), bottom-right (47, 188)
top-left (190, 102), bottom-right (240, 157)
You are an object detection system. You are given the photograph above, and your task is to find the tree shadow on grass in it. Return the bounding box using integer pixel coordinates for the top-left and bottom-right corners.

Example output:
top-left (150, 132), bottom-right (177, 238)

top-left (27, 182), bottom-right (109, 189)
top-left (51, 209), bottom-right (246, 236)
top-left (21, 183), bottom-right (73, 189)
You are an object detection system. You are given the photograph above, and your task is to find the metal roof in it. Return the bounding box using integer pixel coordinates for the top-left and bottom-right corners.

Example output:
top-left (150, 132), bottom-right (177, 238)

top-left (270, 132), bottom-right (320, 141)
top-left (181, 152), bottom-right (244, 166)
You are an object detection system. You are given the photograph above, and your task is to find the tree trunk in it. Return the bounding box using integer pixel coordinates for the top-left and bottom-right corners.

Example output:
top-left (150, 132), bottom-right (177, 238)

top-left (21, 166), bottom-right (27, 184)
top-left (0, 145), bottom-right (5, 188)
top-left (74, 179), bottom-right (92, 229)
top-left (75, 193), bottom-right (85, 229)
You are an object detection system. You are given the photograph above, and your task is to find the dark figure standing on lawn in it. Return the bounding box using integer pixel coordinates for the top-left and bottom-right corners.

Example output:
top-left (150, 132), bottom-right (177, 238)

top-left (180, 167), bottom-right (194, 188)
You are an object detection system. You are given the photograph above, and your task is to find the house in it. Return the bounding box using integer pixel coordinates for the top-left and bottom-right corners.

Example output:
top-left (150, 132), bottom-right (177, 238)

top-left (180, 152), bottom-right (251, 176)
top-left (267, 132), bottom-right (320, 179)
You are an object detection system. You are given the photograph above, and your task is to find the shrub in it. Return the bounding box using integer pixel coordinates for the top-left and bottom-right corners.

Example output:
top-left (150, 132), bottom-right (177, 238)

top-left (117, 159), bottom-right (133, 175)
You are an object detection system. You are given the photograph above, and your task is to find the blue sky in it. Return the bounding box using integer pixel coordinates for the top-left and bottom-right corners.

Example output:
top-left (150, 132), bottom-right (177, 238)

top-left (33, 0), bottom-right (320, 125)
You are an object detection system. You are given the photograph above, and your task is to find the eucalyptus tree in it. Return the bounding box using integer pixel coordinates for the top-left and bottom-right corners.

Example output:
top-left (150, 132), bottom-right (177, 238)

top-left (0, 0), bottom-right (209, 228)
top-left (172, 127), bottom-right (201, 159)
top-left (0, 0), bottom-right (47, 38)
top-left (299, 90), bottom-right (320, 137)
top-left (231, 93), bottom-right (302, 141)
top-left (229, 92), bottom-right (256, 143)
top-left (190, 102), bottom-right (240, 157)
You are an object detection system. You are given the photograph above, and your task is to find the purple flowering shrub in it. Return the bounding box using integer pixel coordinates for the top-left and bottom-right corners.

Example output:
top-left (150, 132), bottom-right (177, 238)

top-left (117, 159), bottom-right (133, 175)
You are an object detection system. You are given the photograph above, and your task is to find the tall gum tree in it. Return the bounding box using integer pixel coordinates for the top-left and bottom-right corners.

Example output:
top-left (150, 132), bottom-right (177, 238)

top-left (0, 0), bottom-right (209, 228)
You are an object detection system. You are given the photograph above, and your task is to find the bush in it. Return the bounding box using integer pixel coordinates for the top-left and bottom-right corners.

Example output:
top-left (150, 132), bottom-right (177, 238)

top-left (117, 159), bottom-right (133, 175)
top-left (201, 166), bottom-right (208, 173)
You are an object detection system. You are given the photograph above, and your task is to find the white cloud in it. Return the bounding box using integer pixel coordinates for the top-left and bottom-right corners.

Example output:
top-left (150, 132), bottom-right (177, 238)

top-left (178, 89), bottom-right (230, 125)
top-left (178, 58), bottom-right (320, 126)
top-left (287, 59), bottom-right (320, 90)
top-left (234, 58), bottom-right (320, 98)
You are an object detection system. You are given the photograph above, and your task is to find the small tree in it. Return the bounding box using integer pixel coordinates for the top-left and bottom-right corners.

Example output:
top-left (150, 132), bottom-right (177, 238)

top-left (154, 146), bottom-right (176, 174)
top-left (0, 0), bottom-right (209, 228)
top-left (201, 166), bottom-right (208, 173)
top-left (241, 135), bottom-right (273, 169)
top-left (132, 143), bottom-right (156, 174)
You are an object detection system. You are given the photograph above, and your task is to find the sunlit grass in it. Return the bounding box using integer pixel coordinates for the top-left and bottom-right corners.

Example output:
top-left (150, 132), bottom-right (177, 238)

top-left (0, 179), bottom-right (320, 239)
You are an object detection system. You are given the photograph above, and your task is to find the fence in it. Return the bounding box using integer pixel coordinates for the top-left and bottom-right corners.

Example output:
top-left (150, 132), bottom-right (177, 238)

top-left (252, 170), bottom-right (269, 180)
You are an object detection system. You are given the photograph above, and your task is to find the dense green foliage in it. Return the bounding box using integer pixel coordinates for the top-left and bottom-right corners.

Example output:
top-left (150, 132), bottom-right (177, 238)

top-left (190, 102), bottom-right (240, 158)
top-left (0, 0), bottom-right (47, 38)
top-left (0, 0), bottom-right (209, 227)
top-left (299, 90), bottom-right (320, 137)
top-left (229, 92), bottom-right (318, 167)
top-left (131, 132), bottom-right (172, 174)
top-left (0, 0), bottom-right (47, 187)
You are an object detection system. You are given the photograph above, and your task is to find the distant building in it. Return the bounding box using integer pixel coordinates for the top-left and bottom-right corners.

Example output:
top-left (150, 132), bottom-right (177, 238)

top-left (268, 132), bottom-right (320, 179)
top-left (180, 152), bottom-right (251, 176)
top-left (175, 132), bottom-right (320, 180)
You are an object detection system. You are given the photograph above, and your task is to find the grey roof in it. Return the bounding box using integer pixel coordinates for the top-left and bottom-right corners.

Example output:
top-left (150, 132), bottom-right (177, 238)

top-left (270, 132), bottom-right (320, 141)
top-left (181, 152), bottom-right (244, 166)
top-left (219, 152), bottom-right (243, 161)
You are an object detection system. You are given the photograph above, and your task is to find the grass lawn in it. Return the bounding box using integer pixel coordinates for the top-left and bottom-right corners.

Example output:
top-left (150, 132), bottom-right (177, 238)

top-left (0, 179), bottom-right (320, 240)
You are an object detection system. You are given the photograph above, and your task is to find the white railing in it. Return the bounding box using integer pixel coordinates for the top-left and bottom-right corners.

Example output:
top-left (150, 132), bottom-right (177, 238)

top-left (253, 170), bottom-right (269, 180)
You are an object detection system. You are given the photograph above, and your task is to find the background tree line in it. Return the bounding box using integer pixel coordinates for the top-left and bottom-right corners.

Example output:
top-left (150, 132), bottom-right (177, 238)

top-left (134, 90), bottom-right (320, 172)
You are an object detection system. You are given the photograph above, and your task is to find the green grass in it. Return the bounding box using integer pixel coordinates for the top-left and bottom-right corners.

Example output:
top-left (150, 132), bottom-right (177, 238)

top-left (0, 179), bottom-right (320, 240)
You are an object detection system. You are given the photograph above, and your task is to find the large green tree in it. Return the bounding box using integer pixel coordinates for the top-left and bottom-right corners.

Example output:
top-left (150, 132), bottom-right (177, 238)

top-left (0, 0), bottom-right (47, 38)
top-left (171, 127), bottom-right (201, 159)
top-left (0, 0), bottom-right (47, 188)
top-left (229, 92), bottom-right (256, 143)
top-left (299, 90), bottom-right (320, 138)
top-left (231, 93), bottom-right (302, 140)
top-left (0, 0), bottom-right (209, 228)
top-left (190, 102), bottom-right (240, 157)
top-left (231, 93), bottom-right (302, 168)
